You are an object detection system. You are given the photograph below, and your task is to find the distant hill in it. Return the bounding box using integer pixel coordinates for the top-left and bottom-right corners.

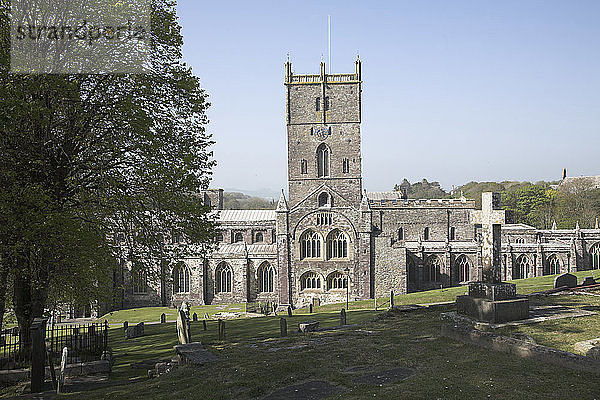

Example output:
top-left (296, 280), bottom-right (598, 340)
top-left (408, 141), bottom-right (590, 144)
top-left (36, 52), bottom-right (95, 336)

top-left (223, 192), bottom-right (276, 210)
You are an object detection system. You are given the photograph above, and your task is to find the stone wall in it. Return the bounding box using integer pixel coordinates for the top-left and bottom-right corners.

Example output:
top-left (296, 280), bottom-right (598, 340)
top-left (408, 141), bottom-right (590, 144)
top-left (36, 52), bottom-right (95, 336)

top-left (373, 235), bottom-right (407, 297)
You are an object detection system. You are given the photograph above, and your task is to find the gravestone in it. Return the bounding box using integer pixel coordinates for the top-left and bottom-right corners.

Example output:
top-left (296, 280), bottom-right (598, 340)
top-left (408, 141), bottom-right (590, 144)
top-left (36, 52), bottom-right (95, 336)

top-left (176, 306), bottom-right (191, 344)
top-left (456, 192), bottom-right (529, 323)
top-left (57, 347), bottom-right (68, 393)
top-left (287, 306), bottom-right (293, 317)
top-left (340, 309), bottom-right (347, 325)
top-left (218, 319), bottom-right (225, 341)
top-left (125, 322), bottom-right (145, 339)
top-left (280, 318), bottom-right (287, 337)
top-left (553, 273), bottom-right (577, 289)
top-left (30, 318), bottom-right (47, 393)
top-left (123, 321), bottom-right (128, 331)
top-left (581, 276), bottom-right (597, 286)
top-left (192, 312), bottom-right (198, 322)
top-left (202, 320), bottom-right (207, 331)
top-left (309, 304), bottom-right (313, 313)
top-left (160, 313), bottom-right (166, 324)
top-left (298, 321), bottom-right (319, 333)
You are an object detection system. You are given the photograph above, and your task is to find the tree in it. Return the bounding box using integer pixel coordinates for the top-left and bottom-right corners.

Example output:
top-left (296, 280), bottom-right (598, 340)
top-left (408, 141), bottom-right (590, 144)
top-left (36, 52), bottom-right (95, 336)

top-left (0, 0), bottom-right (215, 347)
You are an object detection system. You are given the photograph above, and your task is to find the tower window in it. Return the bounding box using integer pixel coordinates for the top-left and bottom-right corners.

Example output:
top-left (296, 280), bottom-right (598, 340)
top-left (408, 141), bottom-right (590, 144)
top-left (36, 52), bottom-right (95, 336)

top-left (397, 227), bottom-right (404, 241)
top-left (342, 158), bottom-right (349, 173)
top-left (301, 159), bottom-right (308, 174)
top-left (450, 227), bottom-right (456, 241)
top-left (317, 144), bottom-right (330, 177)
top-left (424, 227), bottom-right (430, 241)
top-left (324, 96), bottom-right (330, 111)
top-left (316, 97), bottom-right (320, 111)
top-left (318, 192), bottom-right (331, 207)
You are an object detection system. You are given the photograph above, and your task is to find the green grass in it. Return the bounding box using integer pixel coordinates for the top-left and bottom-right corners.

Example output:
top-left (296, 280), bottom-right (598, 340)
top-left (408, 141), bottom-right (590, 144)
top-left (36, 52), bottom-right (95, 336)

top-left (99, 304), bottom-right (248, 325)
top-left (62, 302), bottom-right (600, 399)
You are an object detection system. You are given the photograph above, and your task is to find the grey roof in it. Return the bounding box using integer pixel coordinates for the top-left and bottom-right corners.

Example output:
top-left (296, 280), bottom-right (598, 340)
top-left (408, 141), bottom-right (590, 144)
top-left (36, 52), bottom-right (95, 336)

top-left (247, 244), bottom-right (277, 255)
top-left (503, 223), bottom-right (537, 230)
top-left (214, 243), bottom-right (276, 256)
top-left (216, 210), bottom-right (276, 222)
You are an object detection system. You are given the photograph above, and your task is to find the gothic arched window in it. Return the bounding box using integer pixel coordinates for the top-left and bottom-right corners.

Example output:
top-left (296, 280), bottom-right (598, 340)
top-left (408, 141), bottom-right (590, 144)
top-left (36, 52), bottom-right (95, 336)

top-left (514, 255), bottom-right (530, 279)
top-left (326, 229), bottom-right (349, 259)
top-left (216, 263), bottom-right (233, 293)
top-left (317, 144), bottom-right (330, 178)
top-left (515, 237), bottom-right (525, 244)
top-left (255, 232), bottom-right (264, 243)
top-left (132, 269), bottom-right (148, 294)
top-left (425, 255), bottom-right (442, 282)
top-left (546, 254), bottom-right (561, 275)
top-left (456, 255), bottom-right (471, 283)
top-left (591, 243), bottom-right (600, 269)
top-left (258, 262), bottom-right (275, 293)
top-left (234, 232), bottom-right (244, 243)
top-left (300, 271), bottom-right (322, 290)
top-left (300, 230), bottom-right (322, 259)
top-left (173, 263), bottom-right (190, 294)
top-left (327, 271), bottom-right (347, 290)
top-left (318, 192), bottom-right (331, 207)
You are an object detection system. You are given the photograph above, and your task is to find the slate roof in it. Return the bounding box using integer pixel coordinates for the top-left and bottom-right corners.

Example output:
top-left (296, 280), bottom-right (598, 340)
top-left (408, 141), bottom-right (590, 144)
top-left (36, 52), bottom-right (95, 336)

top-left (215, 243), bottom-right (277, 256)
top-left (216, 210), bottom-right (276, 222)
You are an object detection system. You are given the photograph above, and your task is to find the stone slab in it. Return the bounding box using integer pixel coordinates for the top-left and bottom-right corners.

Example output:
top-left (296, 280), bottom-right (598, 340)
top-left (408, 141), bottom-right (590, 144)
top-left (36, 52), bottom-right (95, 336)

top-left (298, 321), bottom-right (319, 333)
top-left (553, 273), bottom-right (578, 289)
top-left (456, 295), bottom-right (529, 323)
top-left (581, 277), bottom-right (597, 286)
top-left (263, 380), bottom-right (344, 400)
top-left (173, 342), bottom-right (218, 366)
top-left (125, 322), bottom-right (144, 339)
top-left (574, 338), bottom-right (600, 355)
top-left (468, 282), bottom-right (517, 301)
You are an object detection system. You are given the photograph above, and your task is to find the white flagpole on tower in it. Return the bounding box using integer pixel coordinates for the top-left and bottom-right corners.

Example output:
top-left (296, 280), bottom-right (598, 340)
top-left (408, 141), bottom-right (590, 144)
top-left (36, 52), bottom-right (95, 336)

top-left (328, 15), bottom-right (331, 74)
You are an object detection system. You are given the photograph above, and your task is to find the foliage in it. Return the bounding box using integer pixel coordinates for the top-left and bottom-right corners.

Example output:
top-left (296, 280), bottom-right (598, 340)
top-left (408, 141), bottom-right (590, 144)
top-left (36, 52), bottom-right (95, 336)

top-left (223, 192), bottom-right (275, 210)
top-left (393, 178), bottom-right (449, 199)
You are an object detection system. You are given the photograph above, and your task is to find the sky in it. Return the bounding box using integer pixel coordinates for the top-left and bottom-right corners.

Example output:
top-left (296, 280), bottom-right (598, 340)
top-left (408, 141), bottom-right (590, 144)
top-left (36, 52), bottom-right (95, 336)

top-left (177, 1), bottom-right (600, 198)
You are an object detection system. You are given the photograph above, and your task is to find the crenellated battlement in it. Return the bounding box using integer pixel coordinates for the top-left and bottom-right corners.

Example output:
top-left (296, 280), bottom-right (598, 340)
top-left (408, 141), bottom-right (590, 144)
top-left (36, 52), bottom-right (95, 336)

top-left (367, 192), bottom-right (476, 209)
top-left (284, 57), bottom-right (362, 84)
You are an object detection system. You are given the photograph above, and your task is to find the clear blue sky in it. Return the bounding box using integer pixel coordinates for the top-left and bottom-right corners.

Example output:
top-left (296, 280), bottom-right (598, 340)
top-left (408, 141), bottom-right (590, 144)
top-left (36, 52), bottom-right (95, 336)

top-left (177, 0), bottom-right (600, 197)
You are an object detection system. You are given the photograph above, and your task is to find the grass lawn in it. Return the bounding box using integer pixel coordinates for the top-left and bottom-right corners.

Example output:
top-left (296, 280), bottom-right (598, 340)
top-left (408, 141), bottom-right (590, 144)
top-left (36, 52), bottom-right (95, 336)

top-left (100, 303), bottom-right (248, 325)
top-left (63, 301), bottom-right (600, 399)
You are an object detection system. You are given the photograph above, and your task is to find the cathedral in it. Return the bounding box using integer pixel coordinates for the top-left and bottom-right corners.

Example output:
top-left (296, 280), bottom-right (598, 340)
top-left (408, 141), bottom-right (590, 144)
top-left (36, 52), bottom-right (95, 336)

top-left (120, 57), bottom-right (600, 311)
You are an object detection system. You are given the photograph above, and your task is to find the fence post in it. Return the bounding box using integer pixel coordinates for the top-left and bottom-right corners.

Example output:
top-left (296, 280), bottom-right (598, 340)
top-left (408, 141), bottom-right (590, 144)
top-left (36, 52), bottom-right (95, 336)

top-left (390, 290), bottom-right (394, 310)
top-left (57, 347), bottom-right (68, 393)
top-left (30, 318), bottom-right (48, 393)
top-left (340, 308), bottom-right (347, 326)
top-left (104, 320), bottom-right (109, 349)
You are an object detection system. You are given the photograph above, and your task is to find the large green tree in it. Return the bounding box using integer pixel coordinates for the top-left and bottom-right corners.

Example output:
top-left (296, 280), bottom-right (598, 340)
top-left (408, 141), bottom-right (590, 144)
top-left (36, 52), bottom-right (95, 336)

top-left (0, 0), bottom-right (215, 346)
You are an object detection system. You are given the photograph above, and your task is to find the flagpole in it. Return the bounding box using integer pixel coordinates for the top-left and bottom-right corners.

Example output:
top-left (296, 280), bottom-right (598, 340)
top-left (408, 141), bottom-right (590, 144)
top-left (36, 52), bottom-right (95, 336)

top-left (328, 15), bottom-right (331, 74)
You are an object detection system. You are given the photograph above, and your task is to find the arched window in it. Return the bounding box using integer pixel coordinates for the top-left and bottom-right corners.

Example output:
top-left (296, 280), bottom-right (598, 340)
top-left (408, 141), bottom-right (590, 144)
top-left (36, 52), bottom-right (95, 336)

top-left (424, 227), bottom-right (430, 241)
top-left (258, 262), bottom-right (275, 293)
top-left (234, 232), bottom-right (244, 243)
top-left (318, 192), bottom-right (331, 207)
top-left (546, 254), bottom-right (561, 275)
top-left (515, 237), bottom-right (525, 244)
top-left (398, 227), bottom-right (404, 241)
top-left (255, 232), bottom-right (264, 243)
top-left (425, 255), bottom-right (442, 282)
top-left (456, 255), bottom-right (471, 283)
top-left (327, 272), bottom-right (347, 290)
top-left (326, 229), bottom-right (349, 259)
top-left (342, 158), bottom-right (350, 173)
top-left (216, 233), bottom-right (223, 242)
top-left (301, 159), bottom-right (308, 174)
top-left (450, 227), bottom-right (456, 241)
top-left (514, 255), bottom-right (530, 279)
top-left (317, 144), bottom-right (329, 178)
top-left (300, 230), bottom-right (322, 259)
top-left (132, 269), bottom-right (148, 294)
top-left (215, 263), bottom-right (233, 293)
top-left (173, 263), bottom-right (190, 294)
top-left (300, 271), bottom-right (322, 290)
top-left (591, 243), bottom-right (600, 269)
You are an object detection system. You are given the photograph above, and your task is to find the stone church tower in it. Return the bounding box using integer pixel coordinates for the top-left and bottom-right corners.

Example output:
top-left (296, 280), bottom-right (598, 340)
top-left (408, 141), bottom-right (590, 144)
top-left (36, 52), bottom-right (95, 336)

top-left (282, 57), bottom-right (372, 308)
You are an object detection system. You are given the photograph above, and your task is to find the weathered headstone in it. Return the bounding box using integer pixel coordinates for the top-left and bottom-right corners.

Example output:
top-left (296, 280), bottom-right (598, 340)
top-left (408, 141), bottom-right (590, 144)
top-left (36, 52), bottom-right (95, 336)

top-left (581, 276), bottom-right (597, 286)
top-left (456, 192), bottom-right (529, 323)
top-left (204, 313), bottom-right (209, 320)
top-left (287, 306), bottom-right (293, 317)
top-left (280, 318), bottom-right (287, 337)
top-left (340, 308), bottom-right (347, 326)
top-left (389, 290), bottom-right (394, 309)
top-left (123, 321), bottom-right (128, 331)
top-left (176, 307), bottom-right (191, 344)
top-left (553, 273), bottom-right (577, 289)
top-left (298, 321), bottom-right (319, 333)
top-left (125, 322), bottom-right (145, 339)
top-left (30, 318), bottom-right (47, 393)
top-left (57, 347), bottom-right (68, 393)
top-left (160, 313), bottom-right (166, 324)
top-left (309, 304), bottom-right (313, 313)
top-left (218, 319), bottom-right (225, 341)
top-left (193, 312), bottom-right (198, 322)
top-left (202, 320), bottom-right (207, 331)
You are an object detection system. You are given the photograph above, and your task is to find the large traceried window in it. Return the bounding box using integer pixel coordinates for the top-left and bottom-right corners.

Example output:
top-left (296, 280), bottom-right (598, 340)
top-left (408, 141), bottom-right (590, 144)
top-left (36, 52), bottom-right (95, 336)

top-left (326, 229), bottom-right (349, 259)
top-left (300, 271), bottom-right (322, 290)
top-left (317, 144), bottom-right (330, 177)
top-left (591, 243), bottom-right (600, 269)
top-left (425, 255), bottom-right (442, 282)
top-left (216, 263), bottom-right (233, 293)
top-left (300, 230), bottom-right (322, 259)
top-left (258, 262), bottom-right (275, 293)
top-left (173, 263), bottom-right (190, 294)
top-left (456, 255), bottom-right (471, 283)
top-left (514, 255), bottom-right (530, 279)
top-left (327, 271), bottom-right (347, 290)
top-left (132, 269), bottom-right (148, 294)
top-left (546, 254), bottom-right (561, 275)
